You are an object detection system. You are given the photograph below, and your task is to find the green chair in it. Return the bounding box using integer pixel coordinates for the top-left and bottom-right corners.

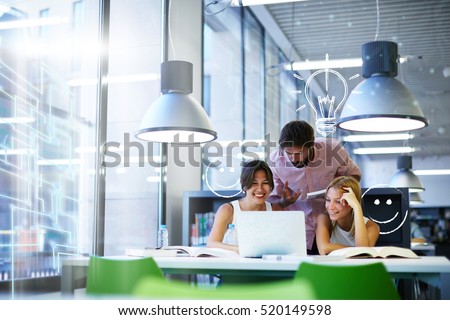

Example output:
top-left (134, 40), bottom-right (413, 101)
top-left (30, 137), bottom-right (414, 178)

top-left (294, 262), bottom-right (400, 300)
top-left (133, 276), bottom-right (216, 299)
top-left (133, 277), bottom-right (316, 300)
top-left (85, 256), bottom-right (166, 296)
top-left (204, 279), bottom-right (316, 300)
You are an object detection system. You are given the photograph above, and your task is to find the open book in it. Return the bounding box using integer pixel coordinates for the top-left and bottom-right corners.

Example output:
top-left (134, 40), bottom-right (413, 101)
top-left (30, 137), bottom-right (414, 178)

top-left (125, 248), bottom-right (178, 257)
top-left (126, 246), bottom-right (239, 258)
top-left (328, 246), bottom-right (419, 259)
top-left (161, 246), bottom-right (240, 258)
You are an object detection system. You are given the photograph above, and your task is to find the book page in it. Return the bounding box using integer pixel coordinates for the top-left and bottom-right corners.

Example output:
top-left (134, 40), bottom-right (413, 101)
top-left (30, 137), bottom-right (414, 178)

top-left (195, 247), bottom-right (240, 258)
top-left (125, 248), bottom-right (178, 257)
top-left (374, 246), bottom-right (419, 258)
top-left (161, 246), bottom-right (240, 258)
top-left (329, 246), bottom-right (419, 258)
top-left (161, 246), bottom-right (195, 256)
top-left (328, 246), bottom-right (378, 258)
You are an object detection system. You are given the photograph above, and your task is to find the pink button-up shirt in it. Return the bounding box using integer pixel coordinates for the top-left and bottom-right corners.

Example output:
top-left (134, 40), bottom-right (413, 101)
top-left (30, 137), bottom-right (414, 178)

top-left (268, 137), bottom-right (361, 250)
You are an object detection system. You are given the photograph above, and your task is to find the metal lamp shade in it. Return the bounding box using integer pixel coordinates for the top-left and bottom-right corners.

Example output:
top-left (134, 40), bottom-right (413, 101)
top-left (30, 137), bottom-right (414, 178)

top-left (337, 75), bottom-right (428, 132)
top-left (136, 61), bottom-right (216, 144)
top-left (409, 192), bottom-right (424, 205)
top-left (390, 169), bottom-right (425, 193)
top-left (136, 92), bottom-right (217, 143)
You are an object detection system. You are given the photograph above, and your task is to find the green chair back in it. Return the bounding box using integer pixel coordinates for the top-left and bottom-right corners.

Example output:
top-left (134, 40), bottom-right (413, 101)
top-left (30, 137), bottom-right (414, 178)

top-left (294, 262), bottom-right (400, 300)
top-left (133, 277), bottom-right (316, 300)
top-left (86, 256), bottom-right (166, 295)
top-left (209, 279), bottom-right (316, 300)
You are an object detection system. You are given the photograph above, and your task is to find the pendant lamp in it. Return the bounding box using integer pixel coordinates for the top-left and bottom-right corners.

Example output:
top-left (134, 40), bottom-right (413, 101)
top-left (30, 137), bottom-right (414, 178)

top-left (337, 41), bottom-right (428, 132)
top-left (136, 60), bottom-right (217, 144)
top-left (390, 155), bottom-right (425, 193)
top-left (409, 192), bottom-right (424, 205)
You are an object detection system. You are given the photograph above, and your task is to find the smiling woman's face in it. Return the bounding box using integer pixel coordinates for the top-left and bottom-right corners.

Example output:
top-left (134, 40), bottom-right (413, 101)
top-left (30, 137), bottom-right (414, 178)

top-left (244, 169), bottom-right (272, 204)
top-left (325, 187), bottom-right (352, 221)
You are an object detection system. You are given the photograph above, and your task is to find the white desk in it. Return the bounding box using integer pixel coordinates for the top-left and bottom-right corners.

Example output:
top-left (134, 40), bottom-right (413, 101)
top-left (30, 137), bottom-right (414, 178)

top-left (61, 256), bottom-right (450, 299)
top-left (411, 243), bottom-right (436, 255)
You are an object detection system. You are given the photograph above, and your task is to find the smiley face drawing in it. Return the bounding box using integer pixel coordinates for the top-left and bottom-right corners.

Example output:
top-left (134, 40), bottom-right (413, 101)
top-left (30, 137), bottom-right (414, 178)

top-left (204, 159), bottom-right (242, 199)
top-left (362, 186), bottom-right (409, 240)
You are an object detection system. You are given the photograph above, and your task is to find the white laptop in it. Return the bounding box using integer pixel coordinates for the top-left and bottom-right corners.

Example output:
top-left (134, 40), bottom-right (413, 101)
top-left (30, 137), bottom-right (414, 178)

top-left (237, 211), bottom-right (307, 258)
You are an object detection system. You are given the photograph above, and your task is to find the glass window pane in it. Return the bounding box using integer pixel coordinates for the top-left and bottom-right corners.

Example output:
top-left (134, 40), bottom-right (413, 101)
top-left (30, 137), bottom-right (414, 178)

top-left (104, 0), bottom-right (161, 255)
top-left (243, 10), bottom-right (263, 141)
top-left (203, 8), bottom-right (243, 193)
top-left (0, 0), bottom-right (99, 296)
top-left (279, 62), bottom-right (299, 126)
top-left (264, 35), bottom-right (281, 144)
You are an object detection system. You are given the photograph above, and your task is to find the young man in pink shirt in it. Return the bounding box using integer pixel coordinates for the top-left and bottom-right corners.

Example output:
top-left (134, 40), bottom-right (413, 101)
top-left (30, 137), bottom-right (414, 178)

top-left (268, 120), bottom-right (361, 254)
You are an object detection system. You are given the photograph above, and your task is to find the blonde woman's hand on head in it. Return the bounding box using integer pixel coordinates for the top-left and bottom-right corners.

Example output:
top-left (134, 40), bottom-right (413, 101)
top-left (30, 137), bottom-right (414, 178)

top-left (340, 186), bottom-right (359, 209)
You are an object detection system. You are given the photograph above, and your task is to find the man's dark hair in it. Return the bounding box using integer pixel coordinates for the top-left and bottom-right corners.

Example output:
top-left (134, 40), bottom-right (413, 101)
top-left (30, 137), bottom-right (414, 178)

top-left (278, 120), bottom-right (315, 149)
top-left (240, 160), bottom-right (274, 192)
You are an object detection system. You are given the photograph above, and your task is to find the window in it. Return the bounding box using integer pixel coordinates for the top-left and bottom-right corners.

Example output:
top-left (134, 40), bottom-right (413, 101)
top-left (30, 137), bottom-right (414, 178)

top-left (202, 7), bottom-right (303, 193)
top-left (0, 0), bottom-right (162, 297)
top-left (104, 0), bottom-right (161, 255)
top-left (203, 7), bottom-right (244, 193)
top-left (72, 1), bottom-right (84, 33)
top-left (39, 8), bottom-right (50, 39)
top-left (0, 0), bottom-right (99, 296)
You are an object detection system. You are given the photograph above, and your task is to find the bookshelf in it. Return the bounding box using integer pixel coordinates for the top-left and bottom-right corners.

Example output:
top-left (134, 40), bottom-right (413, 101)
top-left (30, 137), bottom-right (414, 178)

top-left (182, 190), bottom-right (242, 246)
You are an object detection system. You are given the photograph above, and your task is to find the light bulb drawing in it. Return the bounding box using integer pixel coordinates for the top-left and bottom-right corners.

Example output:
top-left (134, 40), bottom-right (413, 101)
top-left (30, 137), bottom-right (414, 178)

top-left (298, 54), bottom-right (349, 137)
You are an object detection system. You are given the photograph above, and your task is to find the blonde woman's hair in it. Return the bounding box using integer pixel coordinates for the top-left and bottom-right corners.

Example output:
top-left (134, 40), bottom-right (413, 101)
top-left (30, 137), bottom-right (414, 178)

top-left (325, 176), bottom-right (362, 238)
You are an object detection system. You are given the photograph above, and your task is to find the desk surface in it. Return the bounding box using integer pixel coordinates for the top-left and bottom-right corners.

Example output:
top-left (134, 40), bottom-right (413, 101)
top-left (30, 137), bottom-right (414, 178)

top-left (61, 255), bottom-right (450, 298)
top-left (62, 255), bottom-right (450, 273)
top-left (411, 243), bottom-right (436, 251)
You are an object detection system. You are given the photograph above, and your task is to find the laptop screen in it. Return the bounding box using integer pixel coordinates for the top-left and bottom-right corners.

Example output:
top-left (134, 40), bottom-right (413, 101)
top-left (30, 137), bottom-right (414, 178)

top-left (237, 211), bottom-right (307, 258)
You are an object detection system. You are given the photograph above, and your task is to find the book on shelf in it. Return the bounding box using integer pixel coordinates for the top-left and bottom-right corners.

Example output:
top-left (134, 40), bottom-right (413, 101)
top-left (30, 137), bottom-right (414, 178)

top-left (192, 212), bottom-right (215, 246)
top-left (328, 246), bottom-right (419, 259)
top-left (161, 246), bottom-right (240, 258)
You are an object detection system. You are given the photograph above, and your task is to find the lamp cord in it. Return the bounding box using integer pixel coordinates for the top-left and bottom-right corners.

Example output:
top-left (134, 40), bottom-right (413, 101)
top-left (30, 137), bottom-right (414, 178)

top-left (374, 0), bottom-right (380, 41)
top-left (168, 0), bottom-right (176, 59)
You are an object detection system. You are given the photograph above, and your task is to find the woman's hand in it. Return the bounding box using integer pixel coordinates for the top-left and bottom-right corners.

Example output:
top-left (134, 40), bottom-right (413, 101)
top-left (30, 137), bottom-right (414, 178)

top-left (340, 187), bottom-right (359, 209)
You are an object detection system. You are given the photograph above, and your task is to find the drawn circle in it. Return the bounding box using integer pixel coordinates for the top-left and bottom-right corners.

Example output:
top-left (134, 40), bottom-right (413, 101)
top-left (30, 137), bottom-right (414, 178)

top-left (204, 0), bottom-right (231, 16)
top-left (204, 162), bottom-right (242, 198)
top-left (362, 184), bottom-right (409, 235)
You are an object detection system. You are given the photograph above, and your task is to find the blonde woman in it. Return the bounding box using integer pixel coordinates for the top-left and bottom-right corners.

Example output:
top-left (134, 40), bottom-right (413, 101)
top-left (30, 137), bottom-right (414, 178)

top-left (316, 176), bottom-right (380, 255)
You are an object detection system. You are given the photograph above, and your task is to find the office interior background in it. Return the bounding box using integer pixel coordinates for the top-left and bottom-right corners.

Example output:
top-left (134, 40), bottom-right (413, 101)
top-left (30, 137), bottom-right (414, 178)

top-left (0, 0), bottom-right (449, 297)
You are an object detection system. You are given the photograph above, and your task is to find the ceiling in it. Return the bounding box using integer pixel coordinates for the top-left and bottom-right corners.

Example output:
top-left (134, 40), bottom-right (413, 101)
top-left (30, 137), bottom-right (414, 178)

top-left (252, 0), bottom-right (450, 158)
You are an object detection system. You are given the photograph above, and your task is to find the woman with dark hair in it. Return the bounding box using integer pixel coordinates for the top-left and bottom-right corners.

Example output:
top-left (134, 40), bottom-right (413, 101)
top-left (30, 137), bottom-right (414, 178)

top-left (315, 176), bottom-right (379, 255)
top-left (207, 160), bottom-right (283, 253)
